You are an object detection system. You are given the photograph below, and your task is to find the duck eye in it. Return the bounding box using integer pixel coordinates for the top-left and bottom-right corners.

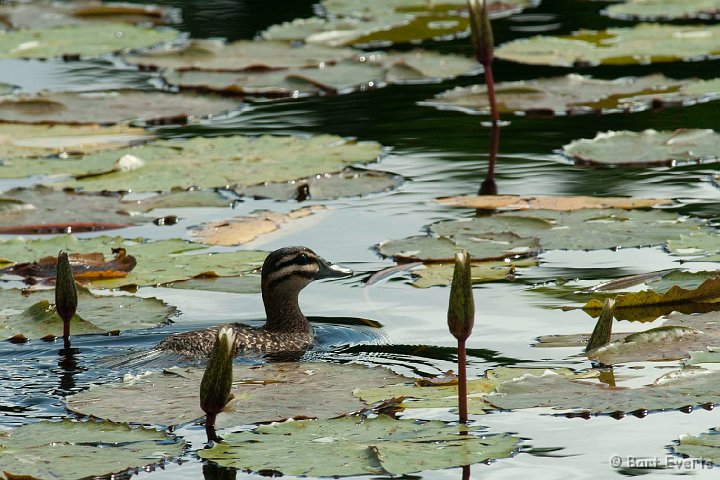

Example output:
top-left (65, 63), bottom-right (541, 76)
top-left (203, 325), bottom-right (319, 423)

top-left (297, 253), bottom-right (311, 264)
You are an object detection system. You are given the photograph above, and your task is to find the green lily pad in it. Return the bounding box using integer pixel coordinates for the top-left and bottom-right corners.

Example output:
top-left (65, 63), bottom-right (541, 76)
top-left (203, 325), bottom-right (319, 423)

top-left (605, 0), bottom-right (720, 21)
top-left (0, 287), bottom-right (174, 340)
top-left (263, 0), bottom-right (533, 47)
top-left (198, 415), bottom-right (519, 476)
top-left (0, 186), bottom-right (141, 231)
top-left (673, 427), bottom-right (720, 465)
top-left (49, 135), bottom-right (382, 193)
top-left (425, 74), bottom-right (720, 116)
top-left (411, 258), bottom-right (537, 288)
top-left (0, 420), bottom-right (183, 480)
top-left (165, 274), bottom-right (261, 294)
top-left (125, 39), bottom-right (357, 70)
top-left (496, 23), bottom-right (720, 67)
top-left (122, 189), bottom-right (233, 212)
top-left (0, 90), bottom-right (238, 126)
top-left (563, 129), bottom-right (720, 167)
top-left (0, 235), bottom-right (266, 290)
top-left (686, 350), bottom-right (720, 364)
top-left (0, 22), bottom-right (178, 59)
top-left (0, 0), bottom-right (177, 30)
top-left (0, 123), bottom-right (153, 159)
top-left (67, 362), bottom-right (406, 427)
top-left (381, 209), bottom-right (708, 262)
top-left (163, 49), bottom-right (477, 97)
top-left (667, 232), bottom-right (720, 260)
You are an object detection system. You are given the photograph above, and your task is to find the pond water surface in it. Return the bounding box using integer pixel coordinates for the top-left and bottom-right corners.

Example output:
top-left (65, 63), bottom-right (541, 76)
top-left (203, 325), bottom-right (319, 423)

top-left (1, 0), bottom-right (720, 479)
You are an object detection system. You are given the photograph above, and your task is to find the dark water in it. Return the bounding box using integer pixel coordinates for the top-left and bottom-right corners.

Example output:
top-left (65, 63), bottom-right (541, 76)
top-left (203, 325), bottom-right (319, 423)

top-left (1, 0), bottom-right (719, 479)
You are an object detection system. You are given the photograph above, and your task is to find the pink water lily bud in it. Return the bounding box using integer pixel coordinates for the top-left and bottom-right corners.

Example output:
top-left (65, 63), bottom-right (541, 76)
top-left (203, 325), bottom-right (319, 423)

top-left (447, 251), bottom-right (475, 342)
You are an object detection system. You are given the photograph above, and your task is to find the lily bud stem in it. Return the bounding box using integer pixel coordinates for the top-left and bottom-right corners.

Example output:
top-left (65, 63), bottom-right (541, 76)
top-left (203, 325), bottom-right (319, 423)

top-left (457, 339), bottom-right (468, 423)
top-left (205, 412), bottom-right (220, 443)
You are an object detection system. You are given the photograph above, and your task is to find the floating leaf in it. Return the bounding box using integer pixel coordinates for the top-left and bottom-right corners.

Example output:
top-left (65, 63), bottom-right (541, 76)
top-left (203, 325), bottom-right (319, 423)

top-left (436, 194), bottom-right (672, 211)
top-left (0, 287), bottom-right (174, 340)
top-left (67, 362), bottom-right (406, 427)
top-left (667, 232), bottom-right (720, 260)
top-left (673, 427), bottom-right (720, 465)
top-left (198, 415), bottom-right (519, 476)
top-left (4, 248), bottom-right (136, 281)
top-left (382, 209), bottom-right (707, 262)
top-left (424, 74), bottom-right (720, 116)
top-left (563, 129), bottom-right (720, 167)
top-left (190, 206), bottom-right (325, 246)
top-left (122, 189), bottom-right (233, 211)
top-left (0, 0), bottom-right (177, 30)
top-left (412, 258), bottom-right (537, 288)
top-left (125, 39), bottom-right (357, 70)
top-left (163, 49), bottom-right (477, 97)
top-left (496, 23), bottom-right (720, 67)
top-left (0, 187), bottom-right (140, 232)
top-left (165, 274), bottom-right (261, 294)
top-left (0, 420), bottom-right (183, 480)
top-left (0, 90), bottom-right (238, 126)
top-left (0, 22), bottom-right (178, 59)
top-left (0, 235), bottom-right (266, 290)
top-left (52, 135), bottom-right (382, 193)
top-left (0, 123), bottom-right (153, 158)
top-left (604, 0), bottom-right (720, 21)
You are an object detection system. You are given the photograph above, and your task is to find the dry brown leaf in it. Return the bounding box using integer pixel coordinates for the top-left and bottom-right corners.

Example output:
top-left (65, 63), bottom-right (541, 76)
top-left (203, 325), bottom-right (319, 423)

top-left (436, 195), bottom-right (673, 211)
top-left (191, 206), bottom-right (324, 246)
top-left (2, 248), bottom-right (136, 281)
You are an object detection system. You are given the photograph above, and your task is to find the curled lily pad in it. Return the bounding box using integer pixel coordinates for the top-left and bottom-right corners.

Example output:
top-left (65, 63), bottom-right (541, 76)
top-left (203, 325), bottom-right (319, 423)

top-left (436, 194), bottom-right (672, 211)
top-left (190, 206), bottom-right (325, 246)
top-left (239, 169), bottom-right (402, 200)
top-left (0, 235), bottom-right (267, 290)
top-left (425, 74), bottom-right (720, 116)
top-left (4, 248), bottom-right (136, 281)
top-left (604, 0), bottom-right (720, 21)
top-left (0, 90), bottom-right (238, 126)
top-left (198, 415), bottom-right (519, 476)
top-left (0, 22), bottom-right (178, 59)
top-left (0, 187), bottom-right (140, 232)
top-left (67, 362), bottom-right (406, 427)
top-left (0, 420), bottom-right (183, 480)
top-left (496, 23), bottom-right (720, 67)
top-left (163, 50), bottom-right (477, 97)
top-left (0, 1), bottom-right (178, 30)
top-left (51, 135), bottom-right (382, 193)
top-left (563, 129), bottom-right (720, 167)
top-left (673, 427), bottom-right (720, 465)
top-left (0, 287), bottom-right (174, 340)
top-left (125, 39), bottom-right (357, 70)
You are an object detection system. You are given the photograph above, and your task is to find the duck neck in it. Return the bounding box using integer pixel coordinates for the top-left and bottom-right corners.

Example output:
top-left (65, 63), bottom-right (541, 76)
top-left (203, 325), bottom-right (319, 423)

top-left (262, 286), bottom-right (310, 333)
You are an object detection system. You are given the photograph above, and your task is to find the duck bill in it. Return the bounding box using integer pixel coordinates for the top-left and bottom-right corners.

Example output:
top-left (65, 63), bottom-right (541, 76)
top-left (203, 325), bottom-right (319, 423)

top-left (316, 257), bottom-right (353, 279)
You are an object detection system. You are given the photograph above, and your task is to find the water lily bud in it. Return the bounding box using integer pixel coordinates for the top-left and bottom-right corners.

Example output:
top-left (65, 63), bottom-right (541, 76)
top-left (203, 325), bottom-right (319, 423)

top-left (55, 251), bottom-right (77, 324)
top-left (467, 0), bottom-right (494, 66)
top-left (200, 325), bottom-right (236, 416)
top-left (585, 298), bottom-right (615, 352)
top-left (447, 250), bottom-right (475, 341)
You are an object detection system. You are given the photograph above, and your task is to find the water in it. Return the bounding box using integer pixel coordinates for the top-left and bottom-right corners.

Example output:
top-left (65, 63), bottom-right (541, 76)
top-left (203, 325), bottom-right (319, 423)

top-left (1, 0), bottom-right (720, 478)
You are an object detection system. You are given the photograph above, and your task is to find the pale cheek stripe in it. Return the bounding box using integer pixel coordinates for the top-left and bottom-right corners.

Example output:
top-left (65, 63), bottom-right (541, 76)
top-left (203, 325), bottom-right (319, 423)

top-left (265, 264), bottom-right (318, 284)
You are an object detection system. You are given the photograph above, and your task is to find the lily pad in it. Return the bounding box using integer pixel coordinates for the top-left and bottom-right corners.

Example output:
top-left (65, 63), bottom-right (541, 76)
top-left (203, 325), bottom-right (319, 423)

top-left (239, 169), bottom-right (402, 201)
top-left (436, 194), bottom-right (672, 211)
top-left (605, 0), bottom-right (720, 21)
top-left (0, 287), bottom-right (174, 341)
top-left (563, 129), bottom-right (720, 167)
top-left (50, 135), bottom-right (382, 193)
top-left (0, 22), bottom-right (178, 59)
top-left (163, 49), bottom-right (477, 97)
top-left (263, 0), bottom-right (533, 47)
top-left (122, 189), bottom-right (233, 211)
top-left (381, 209), bottom-right (708, 262)
top-left (425, 74), bottom-right (707, 116)
top-left (0, 90), bottom-right (238, 126)
top-left (496, 23), bottom-right (720, 67)
top-left (0, 1), bottom-right (178, 30)
top-left (0, 187), bottom-right (140, 232)
top-left (673, 427), bottom-right (720, 465)
top-left (0, 235), bottom-right (266, 290)
top-left (198, 415), bottom-right (519, 476)
top-left (0, 420), bottom-right (183, 480)
top-left (125, 39), bottom-right (357, 70)
top-left (412, 258), bottom-right (537, 288)
top-left (667, 232), bottom-right (720, 260)
top-left (190, 206), bottom-right (325, 246)
top-left (0, 123), bottom-right (153, 158)
top-left (67, 362), bottom-right (406, 427)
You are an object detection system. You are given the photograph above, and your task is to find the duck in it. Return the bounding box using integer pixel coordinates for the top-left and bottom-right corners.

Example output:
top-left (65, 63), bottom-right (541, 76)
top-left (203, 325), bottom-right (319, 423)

top-left (155, 246), bottom-right (353, 357)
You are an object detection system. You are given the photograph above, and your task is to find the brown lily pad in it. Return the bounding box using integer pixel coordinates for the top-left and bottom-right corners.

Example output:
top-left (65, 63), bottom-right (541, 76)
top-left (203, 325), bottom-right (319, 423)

top-left (190, 206), bottom-right (325, 246)
top-left (0, 90), bottom-right (239, 125)
top-left (3, 248), bottom-right (136, 281)
top-left (436, 195), bottom-right (673, 211)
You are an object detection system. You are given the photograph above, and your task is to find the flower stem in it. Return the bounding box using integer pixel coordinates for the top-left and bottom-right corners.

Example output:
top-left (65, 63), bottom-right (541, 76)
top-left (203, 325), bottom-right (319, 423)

top-left (458, 338), bottom-right (468, 424)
